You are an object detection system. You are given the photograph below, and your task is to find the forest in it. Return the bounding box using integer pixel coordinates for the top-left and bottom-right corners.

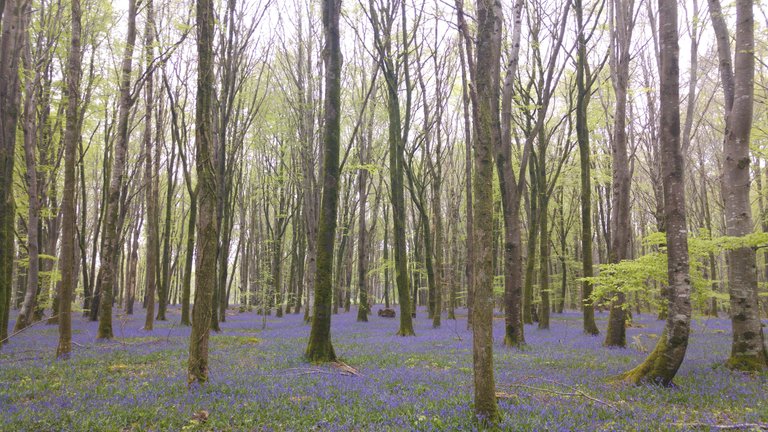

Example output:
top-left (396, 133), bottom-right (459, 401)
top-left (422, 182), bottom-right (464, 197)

top-left (0, 0), bottom-right (767, 429)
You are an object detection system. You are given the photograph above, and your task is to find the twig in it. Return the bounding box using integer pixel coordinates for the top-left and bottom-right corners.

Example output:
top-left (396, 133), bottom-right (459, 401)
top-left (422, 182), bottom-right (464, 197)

top-left (332, 361), bottom-right (363, 377)
top-left (508, 383), bottom-right (620, 411)
top-left (0, 314), bottom-right (59, 345)
top-left (677, 422), bottom-right (768, 430)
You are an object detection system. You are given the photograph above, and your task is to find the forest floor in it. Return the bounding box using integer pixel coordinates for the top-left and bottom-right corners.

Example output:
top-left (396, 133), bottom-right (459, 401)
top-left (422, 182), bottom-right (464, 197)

top-left (0, 305), bottom-right (766, 431)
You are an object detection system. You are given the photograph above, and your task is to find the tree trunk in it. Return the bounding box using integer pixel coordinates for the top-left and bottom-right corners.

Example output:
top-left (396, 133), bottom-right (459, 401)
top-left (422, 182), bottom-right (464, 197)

top-left (143, 0), bottom-right (159, 331)
top-left (356, 145), bottom-right (369, 322)
top-left (56, 0), bottom-right (81, 358)
top-left (604, 0), bottom-right (635, 348)
top-left (188, 0), bottom-right (217, 384)
top-left (158, 97), bottom-right (175, 322)
top-left (15, 32), bottom-right (42, 332)
top-left (471, 0), bottom-right (501, 422)
top-left (574, 0), bottom-right (600, 335)
top-left (618, 0), bottom-right (692, 383)
top-left (97, 0), bottom-right (137, 339)
top-left (711, 0), bottom-right (768, 371)
top-left (305, 0), bottom-right (341, 363)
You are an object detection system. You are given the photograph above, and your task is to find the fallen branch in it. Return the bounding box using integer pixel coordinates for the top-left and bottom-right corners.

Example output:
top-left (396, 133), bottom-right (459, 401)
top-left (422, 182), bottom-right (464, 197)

top-left (508, 383), bottom-right (619, 412)
top-left (677, 422), bottom-right (768, 430)
top-left (332, 361), bottom-right (362, 377)
top-left (0, 314), bottom-right (59, 345)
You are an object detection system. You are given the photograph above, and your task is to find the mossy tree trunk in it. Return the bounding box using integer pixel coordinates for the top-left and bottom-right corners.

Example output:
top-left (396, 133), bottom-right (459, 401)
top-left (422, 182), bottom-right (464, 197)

top-left (368, 0), bottom-right (415, 336)
top-left (708, 0), bottom-right (768, 371)
top-left (574, 0), bottom-right (600, 336)
top-left (305, 0), bottom-right (342, 363)
top-left (56, 0), bottom-right (81, 359)
top-left (470, 0), bottom-right (501, 422)
top-left (617, 0), bottom-right (692, 385)
top-left (164, 73), bottom-right (196, 327)
top-left (0, 0), bottom-right (28, 345)
top-left (97, 0), bottom-right (137, 340)
top-left (604, 0), bottom-right (635, 348)
top-left (188, 0), bottom-right (217, 384)
top-left (16, 25), bottom-right (42, 332)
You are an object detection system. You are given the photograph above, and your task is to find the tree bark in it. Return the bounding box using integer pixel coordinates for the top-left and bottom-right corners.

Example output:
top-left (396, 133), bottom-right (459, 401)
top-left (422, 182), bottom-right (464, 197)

top-left (188, 0), bottom-right (218, 384)
top-left (97, 0), bottom-right (137, 340)
top-left (712, 0), bottom-right (768, 371)
top-left (0, 0), bottom-right (28, 346)
top-left (471, 0), bottom-right (501, 422)
top-left (305, 0), bottom-right (341, 363)
top-left (618, 0), bottom-right (692, 383)
top-left (56, 0), bottom-right (82, 359)
top-left (604, 0), bottom-right (635, 348)
top-left (143, 0), bottom-right (159, 331)
top-left (574, 0), bottom-right (600, 336)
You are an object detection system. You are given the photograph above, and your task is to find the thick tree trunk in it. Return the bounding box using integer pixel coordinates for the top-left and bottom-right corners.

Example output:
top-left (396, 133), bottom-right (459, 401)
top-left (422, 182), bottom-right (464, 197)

top-left (0, 0), bottom-right (28, 346)
top-left (305, 0), bottom-right (341, 363)
top-left (471, 0), bottom-right (501, 422)
top-left (618, 0), bottom-right (692, 383)
top-left (604, 0), bottom-right (635, 348)
top-left (188, 0), bottom-right (217, 384)
top-left (716, 0), bottom-right (768, 371)
top-left (15, 36), bottom-right (42, 332)
top-left (496, 0), bottom-right (527, 346)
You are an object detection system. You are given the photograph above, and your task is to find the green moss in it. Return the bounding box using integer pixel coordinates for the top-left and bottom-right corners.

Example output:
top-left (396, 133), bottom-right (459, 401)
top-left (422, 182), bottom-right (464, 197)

top-left (613, 332), bottom-right (674, 386)
top-left (725, 354), bottom-right (768, 372)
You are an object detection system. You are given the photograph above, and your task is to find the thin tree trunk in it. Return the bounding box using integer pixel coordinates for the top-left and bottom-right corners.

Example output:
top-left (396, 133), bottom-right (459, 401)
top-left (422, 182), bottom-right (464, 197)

top-left (143, 0), bottom-right (159, 331)
top-left (56, 0), bottom-right (81, 358)
top-left (97, 0), bottom-right (137, 339)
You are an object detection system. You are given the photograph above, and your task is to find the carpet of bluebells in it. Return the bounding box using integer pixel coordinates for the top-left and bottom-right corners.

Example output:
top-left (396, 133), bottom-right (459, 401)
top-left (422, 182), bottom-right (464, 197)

top-left (1, 305), bottom-right (766, 431)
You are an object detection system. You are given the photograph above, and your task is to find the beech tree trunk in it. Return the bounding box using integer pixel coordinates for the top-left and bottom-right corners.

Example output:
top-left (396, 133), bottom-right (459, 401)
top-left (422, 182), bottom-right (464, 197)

top-left (618, 0), bottom-right (692, 383)
top-left (188, 0), bottom-right (218, 384)
top-left (471, 0), bottom-right (501, 422)
top-left (574, 0), bottom-right (600, 336)
top-left (305, 0), bottom-right (341, 363)
top-left (97, 0), bottom-right (137, 340)
top-left (56, 0), bottom-right (81, 359)
top-left (605, 0), bottom-right (635, 348)
top-left (710, 0), bottom-right (768, 371)
top-left (143, 0), bottom-right (159, 331)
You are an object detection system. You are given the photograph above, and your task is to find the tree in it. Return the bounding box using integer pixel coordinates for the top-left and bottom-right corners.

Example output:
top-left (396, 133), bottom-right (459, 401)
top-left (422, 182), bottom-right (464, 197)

top-left (709, 0), bottom-right (768, 370)
top-left (497, 0), bottom-right (527, 346)
top-left (143, 0), bottom-right (160, 332)
top-left (604, 0), bottom-right (636, 348)
top-left (573, 0), bottom-right (603, 336)
top-left (616, 0), bottom-right (692, 383)
top-left (96, 0), bottom-right (138, 340)
top-left (0, 0), bottom-right (29, 347)
top-left (471, 0), bottom-right (502, 422)
top-left (305, 0), bottom-right (341, 363)
top-left (57, 0), bottom-right (82, 360)
top-left (188, 0), bottom-right (218, 384)
top-left (367, 0), bottom-right (415, 336)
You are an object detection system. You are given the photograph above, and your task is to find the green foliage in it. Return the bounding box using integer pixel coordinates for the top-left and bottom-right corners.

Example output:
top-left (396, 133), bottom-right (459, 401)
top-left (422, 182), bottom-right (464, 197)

top-left (582, 230), bottom-right (767, 311)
